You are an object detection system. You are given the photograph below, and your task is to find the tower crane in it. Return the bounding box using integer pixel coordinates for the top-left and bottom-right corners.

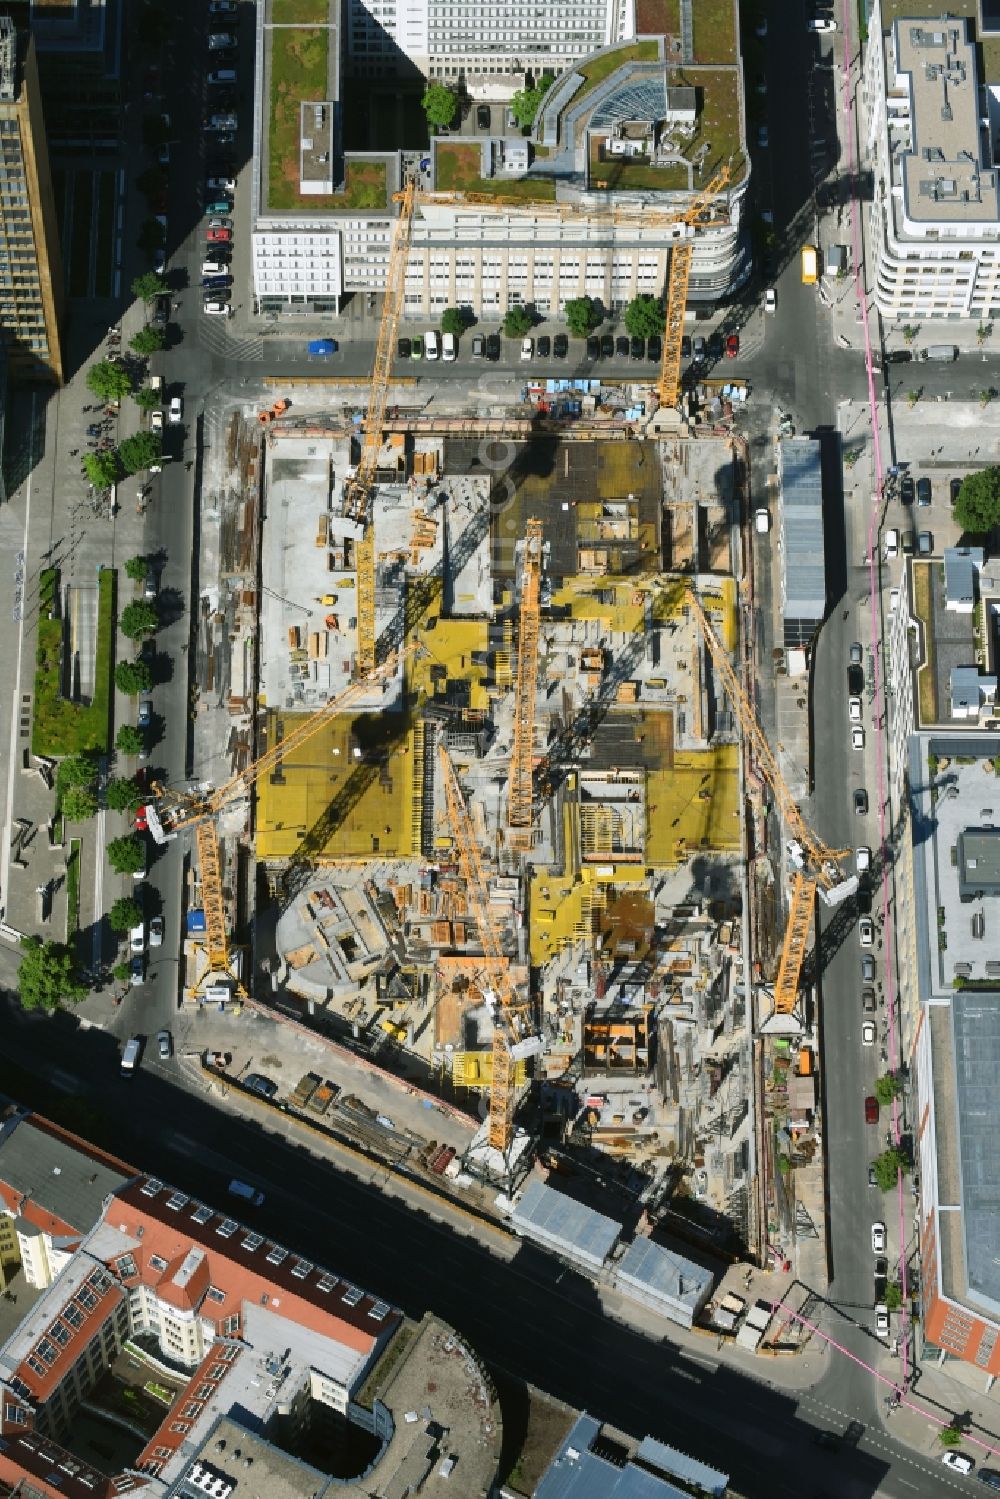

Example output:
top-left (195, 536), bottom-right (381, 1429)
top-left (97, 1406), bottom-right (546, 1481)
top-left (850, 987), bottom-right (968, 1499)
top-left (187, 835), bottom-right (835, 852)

top-left (657, 164), bottom-right (732, 409)
top-left (344, 178), bottom-right (417, 678)
top-left (438, 742), bottom-right (539, 1153)
top-left (147, 648), bottom-right (414, 993)
top-left (684, 587), bottom-right (854, 1013)
top-left (507, 518), bottom-right (544, 849)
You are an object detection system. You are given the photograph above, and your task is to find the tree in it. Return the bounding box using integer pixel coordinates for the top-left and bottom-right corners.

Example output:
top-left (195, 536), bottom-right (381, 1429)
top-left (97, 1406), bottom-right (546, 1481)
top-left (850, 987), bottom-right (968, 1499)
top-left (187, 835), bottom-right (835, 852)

top-left (83, 451), bottom-right (121, 489)
top-left (503, 305), bottom-right (534, 338)
top-left (953, 467), bottom-right (1000, 534)
top-left (109, 895), bottom-right (143, 933)
top-left (565, 296), bottom-right (600, 338)
top-left (133, 387), bottom-right (160, 412)
top-left (115, 724), bottom-right (144, 757)
top-left (119, 430), bottom-right (162, 474)
top-left (120, 601), bottom-right (158, 640)
top-left (980, 387), bottom-right (997, 410)
top-left (875, 1073), bottom-right (902, 1106)
top-left (86, 360), bottom-right (133, 404)
top-left (58, 752), bottom-right (99, 789)
top-left (112, 961), bottom-right (130, 985)
top-left (132, 270), bottom-right (165, 304)
top-left (17, 936), bottom-right (87, 1012)
top-left (107, 834), bottom-right (145, 875)
top-left (106, 777), bottom-right (144, 813)
top-left (115, 660), bottom-right (153, 695)
top-left (130, 324), bottom-right (166, 356)
top-left (901, 323), bottom-right (919, 345)
top-left (871, 1147), bottom-right (908, 1192)
top-left (939, 1426), bottom-right (962, 1449)
top-left (124, 555), bottom-right (148, 582)
top-left (977, 322), bottom-right (993, 347)
top-left (906, 389), bottom-right (921, 409)
top-left (884, 1282), bottom-right (903, 1311)
top-left (421, 83), bottom-right (457, 130)
top-left (62, 786), bottom-right (98, 821)
top-left (441, 307), bottom-right (465, 337)
top-left (136, 165), bottom-right (167, 198)
top-left (509, 73), bottom-right (555, 129)
top-left (623, 295), bottom-right (664, 339)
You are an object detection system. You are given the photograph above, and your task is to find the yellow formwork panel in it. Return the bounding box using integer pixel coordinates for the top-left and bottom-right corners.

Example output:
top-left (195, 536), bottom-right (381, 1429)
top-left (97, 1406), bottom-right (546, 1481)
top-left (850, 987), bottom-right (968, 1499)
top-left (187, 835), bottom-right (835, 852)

top-left (409, 614), bottom-right (489, 701)
top-left (552, 575), bottom-right (688, 632)
top-left (529, 860), bottom-right (647, 967)
top-left (255, 712), bottom-right (416, 862)
top-left (451, 1051), bottom-right (528, 1088)
top-left (645, 743), bottom-right (740, 867)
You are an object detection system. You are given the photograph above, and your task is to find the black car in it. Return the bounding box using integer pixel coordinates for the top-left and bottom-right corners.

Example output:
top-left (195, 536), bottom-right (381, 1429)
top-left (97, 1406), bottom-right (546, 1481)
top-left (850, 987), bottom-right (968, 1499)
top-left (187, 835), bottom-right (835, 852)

top-left (951, 477), bottom-right (962, 506)
top-left (899, 474), bottom-right (915, 506)
top-left (397, 336), bottom-right (411, 360)
top-left (883, 349), bottom-right (912, 364)
top-left (601, 334), bottom-right (614, 358)
top-left (681, 335), bottom-right (692, 358)
top-left (978, 1471), bottom-right (1000, 1491)
top-left (536, 334), bottom-right (551, 358)
top-left (486, 332), bottom-right (501, 361)
top-left (476, 104), bottom-right (490, 130)
top-left (151, 294), bottom-right (170, 328)
top-left (916, 476), bottom-right (932, 507)
top-left (244, 1072), bottom-right (278, 1099)
top-left (647, 334), bottom-right (661, 362)
top-left (811, 1432), bottom-right (839, 1452)
top-left (708, 332), bottom-right (723, 360)
top-left (615, 335), bottom-right (629, 357)
top-left (553, 333), bottom-right (568, 359)
top-left (630, 336), bottom-right (644, 360)
top-left (586, 335), bottom-right (600, 359)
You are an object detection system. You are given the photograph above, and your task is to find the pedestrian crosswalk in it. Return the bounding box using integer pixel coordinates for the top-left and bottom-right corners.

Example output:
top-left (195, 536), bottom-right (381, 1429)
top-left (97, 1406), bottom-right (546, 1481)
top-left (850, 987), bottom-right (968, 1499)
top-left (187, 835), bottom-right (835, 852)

top-left (197, 317), bottom-right (264, 361)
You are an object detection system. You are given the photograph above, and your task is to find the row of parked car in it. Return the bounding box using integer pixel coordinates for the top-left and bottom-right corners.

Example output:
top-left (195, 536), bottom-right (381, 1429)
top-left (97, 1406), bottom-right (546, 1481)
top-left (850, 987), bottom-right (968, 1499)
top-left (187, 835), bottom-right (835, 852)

top-left (202, 6), bottom-right (241, 315)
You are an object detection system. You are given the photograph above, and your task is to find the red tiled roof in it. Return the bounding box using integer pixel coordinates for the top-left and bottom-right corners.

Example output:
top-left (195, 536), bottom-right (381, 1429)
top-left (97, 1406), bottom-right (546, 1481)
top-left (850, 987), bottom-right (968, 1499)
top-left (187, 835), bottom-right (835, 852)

top-left (107, 1177), bottom-right (399, 1350)
top-left (13, 1265), bottom-right (124, 1403)
top-left (0, 1431), bottom-right (148, 1498)
top-left (133, 1343), bottom-right (243, 1479)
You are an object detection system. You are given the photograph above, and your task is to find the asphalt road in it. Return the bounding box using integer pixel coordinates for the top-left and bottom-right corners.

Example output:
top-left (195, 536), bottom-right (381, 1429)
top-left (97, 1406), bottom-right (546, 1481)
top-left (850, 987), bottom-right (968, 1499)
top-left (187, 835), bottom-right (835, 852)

top-left (0, 987), bottom-right (971, 1499)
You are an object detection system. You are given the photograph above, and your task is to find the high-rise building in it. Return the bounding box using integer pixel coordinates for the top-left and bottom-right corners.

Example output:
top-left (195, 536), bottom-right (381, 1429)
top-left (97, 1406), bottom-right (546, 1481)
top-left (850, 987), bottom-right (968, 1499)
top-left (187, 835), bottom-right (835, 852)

top-left (0, 16), bottom-right (64, 383)
top-left (862, 5), bottom-right (1000, 321)
top-left (250, 0), bottom-right (750, 320)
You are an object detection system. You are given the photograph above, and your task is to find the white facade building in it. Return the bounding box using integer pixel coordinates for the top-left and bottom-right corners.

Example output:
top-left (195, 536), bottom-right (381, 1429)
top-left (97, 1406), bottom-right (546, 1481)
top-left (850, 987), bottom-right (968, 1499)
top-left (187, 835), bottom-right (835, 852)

top-left (347, 0), bottom-right (631, 79)
top-left (863, 5), bottom-right (1000, 320)
top-left (251, 0), bottom-right (749, 318)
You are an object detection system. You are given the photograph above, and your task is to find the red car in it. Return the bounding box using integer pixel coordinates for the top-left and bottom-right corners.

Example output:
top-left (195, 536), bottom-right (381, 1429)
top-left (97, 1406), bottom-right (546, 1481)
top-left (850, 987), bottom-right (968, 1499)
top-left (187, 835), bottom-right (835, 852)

top-left (206, 227), bottom-right (231, 243)
top-left (725, 333), bottom-right (739, 358)
top-left (135, 805), bottom-right (149, 832)
top-left (865, 1095), bottom-right (878, 1124)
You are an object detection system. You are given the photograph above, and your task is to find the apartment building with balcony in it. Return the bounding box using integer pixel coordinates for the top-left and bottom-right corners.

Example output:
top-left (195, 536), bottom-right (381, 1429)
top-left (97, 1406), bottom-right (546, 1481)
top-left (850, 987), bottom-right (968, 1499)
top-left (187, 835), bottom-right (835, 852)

top-left (250, 0), bottom-right (750, 320)
top-left (862, 4), bottom-right (1000, 321)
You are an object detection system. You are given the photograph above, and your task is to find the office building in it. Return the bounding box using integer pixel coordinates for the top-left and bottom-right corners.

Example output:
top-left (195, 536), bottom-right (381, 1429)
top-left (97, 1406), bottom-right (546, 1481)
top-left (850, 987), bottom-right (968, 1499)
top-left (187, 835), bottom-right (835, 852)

top-left (251, 0), bottom-right (750, 319)
top-left (862, 5), bottom-right (1000, 320)
top-left (0, 16), bottom-right (64, 382)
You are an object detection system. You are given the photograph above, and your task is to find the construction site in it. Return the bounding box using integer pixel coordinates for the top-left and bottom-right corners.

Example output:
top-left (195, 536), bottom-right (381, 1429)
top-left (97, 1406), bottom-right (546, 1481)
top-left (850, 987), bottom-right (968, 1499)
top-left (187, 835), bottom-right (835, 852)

top-left (146, 176), bottom-right (853, 1299)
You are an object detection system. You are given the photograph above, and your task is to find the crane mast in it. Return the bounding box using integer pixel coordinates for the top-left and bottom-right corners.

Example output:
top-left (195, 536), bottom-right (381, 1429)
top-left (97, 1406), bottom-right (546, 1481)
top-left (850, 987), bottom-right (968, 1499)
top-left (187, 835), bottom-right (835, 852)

top-left (507, 519), bottom-right (544, 848)
top-left (685, 586), bottom-right (850, 1013)
top-left (344, 179), bottom-right (417, 677)
top-left (439, 743), bottom-right (532, 1153)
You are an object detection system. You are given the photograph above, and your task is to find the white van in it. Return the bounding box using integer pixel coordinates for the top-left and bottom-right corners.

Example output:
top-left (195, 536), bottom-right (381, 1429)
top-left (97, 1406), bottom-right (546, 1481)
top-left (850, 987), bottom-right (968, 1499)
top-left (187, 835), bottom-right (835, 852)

top-left (442, 331), bottom-right (457, 361)
top-left (228, 1179), bottom-right (265, 1207)
top-left (424, 330), bottom-right (439, 361)
top-left (121, 1038), bottom-right (141, 1075)
top-left (884, 528), bottom-right (899, 559)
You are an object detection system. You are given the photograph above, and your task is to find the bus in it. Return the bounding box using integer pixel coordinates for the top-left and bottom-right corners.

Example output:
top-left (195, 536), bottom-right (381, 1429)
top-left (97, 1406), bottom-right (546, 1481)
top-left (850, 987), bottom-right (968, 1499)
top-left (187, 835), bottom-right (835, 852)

top-left (801, 245), bottom-right (818, 285)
